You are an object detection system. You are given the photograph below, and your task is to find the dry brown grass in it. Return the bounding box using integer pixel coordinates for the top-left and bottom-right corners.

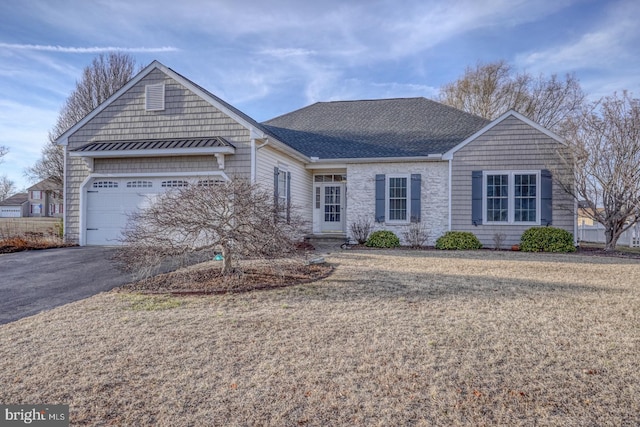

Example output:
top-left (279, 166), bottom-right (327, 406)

top-left (0, 218), bottom-right (68, 252)
top-left (1, 250), bottom-right (639, 426)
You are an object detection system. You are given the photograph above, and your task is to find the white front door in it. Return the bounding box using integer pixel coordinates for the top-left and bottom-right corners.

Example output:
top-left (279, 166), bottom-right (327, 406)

top-left (320, 183), bottom-right (345, 233)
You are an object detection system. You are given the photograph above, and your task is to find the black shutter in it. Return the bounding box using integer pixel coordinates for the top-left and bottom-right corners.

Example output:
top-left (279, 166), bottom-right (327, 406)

top-left (410, 174), bottom-right (421, 222)
top-left (273, 167), bottom-right (280, 207)
top-left (472, 171), bottom-right (483, 226)
top-left (375, 174), bottom-right (385, 223)
top-left (540, 169), bottom-right (552, 225)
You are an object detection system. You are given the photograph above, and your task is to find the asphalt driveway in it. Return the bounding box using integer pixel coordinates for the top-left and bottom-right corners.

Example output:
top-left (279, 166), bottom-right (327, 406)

top-left (0, 246), bottom-right (134, 325)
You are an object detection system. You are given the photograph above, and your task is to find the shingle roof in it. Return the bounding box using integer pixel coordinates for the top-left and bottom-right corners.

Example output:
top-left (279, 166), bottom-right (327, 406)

top-left (27, 178), bottom-right (61, 191)
top-left (261, 98), bottom-right (490, 159)
top-left (72, 137), bottom-right (234, 153)
top-left (0, 193), bottom-right (28, 206)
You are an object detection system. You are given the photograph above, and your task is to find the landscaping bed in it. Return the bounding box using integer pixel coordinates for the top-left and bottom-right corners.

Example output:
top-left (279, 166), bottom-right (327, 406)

top-left (118, 258), bottom-right (334, 294)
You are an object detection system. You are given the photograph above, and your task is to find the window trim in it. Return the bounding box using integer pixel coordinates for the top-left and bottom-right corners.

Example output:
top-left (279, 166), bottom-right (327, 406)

top-left (386, 174), bottom-right (411, 224)
top-left (483, 170), bottom-right (541, 225)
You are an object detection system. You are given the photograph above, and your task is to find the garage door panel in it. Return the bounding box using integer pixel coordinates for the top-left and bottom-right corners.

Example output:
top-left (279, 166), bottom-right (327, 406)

top-left (85, 180), bottom-right (167, 246)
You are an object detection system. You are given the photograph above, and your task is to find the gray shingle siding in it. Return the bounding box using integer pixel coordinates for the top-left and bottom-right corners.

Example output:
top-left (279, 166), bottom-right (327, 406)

top-left (63, 69), bottom-right (252, 243)
top-left (450, 115), bottom-right (575, 248)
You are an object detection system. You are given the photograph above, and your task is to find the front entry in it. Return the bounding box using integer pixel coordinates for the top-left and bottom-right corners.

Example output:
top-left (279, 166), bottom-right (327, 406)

top-left (320, 183), bottom-right (345, 233)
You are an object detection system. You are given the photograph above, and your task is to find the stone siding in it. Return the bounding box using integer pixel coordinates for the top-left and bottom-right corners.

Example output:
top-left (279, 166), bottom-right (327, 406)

top-left (346, 161), bottom-right (449, 246)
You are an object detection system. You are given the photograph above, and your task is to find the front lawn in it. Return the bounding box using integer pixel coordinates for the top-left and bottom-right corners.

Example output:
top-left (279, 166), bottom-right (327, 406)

top-left (0, 250), bottom-right (638, 425)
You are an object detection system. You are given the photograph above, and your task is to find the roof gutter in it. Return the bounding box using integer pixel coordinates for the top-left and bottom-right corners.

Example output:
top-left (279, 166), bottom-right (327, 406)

top-left (305, 154), bottom-right (443, 168)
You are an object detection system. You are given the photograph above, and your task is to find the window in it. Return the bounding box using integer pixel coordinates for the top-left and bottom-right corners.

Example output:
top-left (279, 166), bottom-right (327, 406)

top-left (486, 174), bottom-right (508, 222)
top-left (31, 190), bottom-right (43, 199)
top-left (92, 181), bottom-right (118, 188)
top-left (274, 167), bottom-right (291, 222)
top-left (197, 179), bottom-right (224, 187)
top-left (483, 171), bottom-right (539, 224)
top-left (387, 175), bottom-right (409, 222)
top-left (375, 174), bottom-right (421, 223)
top-left (278, 169), bottom-right (287, 209)
top-left (514, 174), bottom-right (537, 222)
top-left (161, 180), bottom-right (188, 188)
top-left (126, 180), bottom-right (153, 188)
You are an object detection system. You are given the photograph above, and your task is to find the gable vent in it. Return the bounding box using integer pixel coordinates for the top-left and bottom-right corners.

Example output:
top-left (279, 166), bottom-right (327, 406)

top-left (145, 83), bottom-right (165, 111)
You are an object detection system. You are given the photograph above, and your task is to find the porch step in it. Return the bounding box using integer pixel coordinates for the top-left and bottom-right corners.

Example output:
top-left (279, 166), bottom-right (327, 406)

top-left (305, 234), bottom-right (347, 250)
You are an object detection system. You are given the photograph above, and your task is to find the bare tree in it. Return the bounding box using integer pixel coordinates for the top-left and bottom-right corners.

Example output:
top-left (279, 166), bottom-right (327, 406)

top-left (558, 91), bottom-right (640, 251)
top-left (115, 179), bottom-right (307, 277)
top-left (26, 52), bottom-right (137, 185)
top-left (0, 176), bottom-right (16, 201)
top-left (439, 60), bottom-right (585, 133)
top-left (0, 146), bottom-right (7, 162)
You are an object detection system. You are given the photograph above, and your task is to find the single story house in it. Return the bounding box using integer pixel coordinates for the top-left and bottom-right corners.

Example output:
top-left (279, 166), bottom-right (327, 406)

top-left (55, 61), bottom-right (576, 247)
top-left (0, 193), bottom-right (29, 218)
top-left (27, 178), bottom-right (63, 218)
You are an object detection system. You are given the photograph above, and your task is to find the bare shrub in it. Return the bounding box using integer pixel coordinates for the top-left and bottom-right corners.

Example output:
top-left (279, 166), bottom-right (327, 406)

top-left (493, 232), bottom-right (506, 250)
top-left (350, 215), bottom-right (372, 244)
top-left (114, 179), bottom-right (307, 279)
top-left (403, 222), bottom-right (429, 248)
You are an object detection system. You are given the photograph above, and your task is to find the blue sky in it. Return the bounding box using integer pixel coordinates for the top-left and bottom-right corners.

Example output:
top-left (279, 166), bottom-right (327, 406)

top-left (1, 0), bottom-right (638, 191)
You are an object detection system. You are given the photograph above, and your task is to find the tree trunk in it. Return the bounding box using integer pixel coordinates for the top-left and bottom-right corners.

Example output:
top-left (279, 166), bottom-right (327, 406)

top-left (603, 226), bottom-right (622, 252)
top-left (221, 245), bottom-right (232, 275)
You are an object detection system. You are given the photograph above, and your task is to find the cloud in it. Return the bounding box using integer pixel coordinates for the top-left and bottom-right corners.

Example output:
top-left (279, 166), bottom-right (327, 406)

top-left (0, 43), bottom-right (179, 53)
top-left (514, 0), bottom-right (640, 97)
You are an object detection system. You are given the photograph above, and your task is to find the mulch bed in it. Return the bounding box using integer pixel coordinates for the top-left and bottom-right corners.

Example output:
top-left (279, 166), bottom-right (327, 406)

top-left (118, 258), bottom-right (334, 295)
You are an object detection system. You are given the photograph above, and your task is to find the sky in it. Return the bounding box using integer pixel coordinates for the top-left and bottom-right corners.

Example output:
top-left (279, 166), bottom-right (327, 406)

top-left (0, 0), bottom-right (639, 192)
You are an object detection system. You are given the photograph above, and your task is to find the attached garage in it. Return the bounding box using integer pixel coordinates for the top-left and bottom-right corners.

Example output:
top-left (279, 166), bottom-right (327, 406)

top-left (0, 193), bottom-right (29, 217)
top-left (1, 207), bottom-right (23, 217)
top-left (83, 177), bottom-right (194, 245)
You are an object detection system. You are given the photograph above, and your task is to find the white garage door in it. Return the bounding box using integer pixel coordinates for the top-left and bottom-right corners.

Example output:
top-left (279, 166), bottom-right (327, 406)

top-left (85, 178), bottom-right (189, 245)
top-left (0, 207), bottom-right (22, 217)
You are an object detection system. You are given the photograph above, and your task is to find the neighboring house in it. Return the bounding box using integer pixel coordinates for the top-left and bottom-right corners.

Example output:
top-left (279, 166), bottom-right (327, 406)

top-left (55, 61), bottom-right (575, 247)
top-left (27, 178), bottom-right (63, 218)
top-left (0, 193), bottom-right (29, 218)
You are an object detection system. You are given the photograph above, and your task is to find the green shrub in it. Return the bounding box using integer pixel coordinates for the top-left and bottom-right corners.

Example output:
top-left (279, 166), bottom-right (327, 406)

top-left (520, 227), bottom-right (576, 252)
top-left (435, 231), bottom-right (482, 250)
top-left (365, 230), bottom-right (400, 248)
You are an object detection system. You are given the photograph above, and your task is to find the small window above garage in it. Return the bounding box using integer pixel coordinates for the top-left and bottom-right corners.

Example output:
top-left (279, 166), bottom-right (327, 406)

top-left (145, 83), bottom-right (165, 111)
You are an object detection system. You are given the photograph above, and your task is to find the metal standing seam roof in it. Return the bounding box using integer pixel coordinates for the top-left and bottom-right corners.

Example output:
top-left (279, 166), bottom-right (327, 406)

top-left (261, 97), bottom-right (490, 159)
top-left (71, 137), bottom-right (235, 153)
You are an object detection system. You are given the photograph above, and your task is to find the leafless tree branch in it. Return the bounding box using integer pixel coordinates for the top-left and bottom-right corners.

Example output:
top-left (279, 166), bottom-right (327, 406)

top-left (25, 53), bottom-right (137, 185)
top-left (558, 91), bottom-right (640, 250)
top-left (438, 60), bottom-right (586, 133)
top-left (114, 179), bottom-right (308, 279)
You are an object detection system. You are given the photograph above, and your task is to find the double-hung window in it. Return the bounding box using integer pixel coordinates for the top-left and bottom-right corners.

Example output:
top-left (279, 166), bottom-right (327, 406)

top-left (484, 171), bottom-right (540, 224)
top-left (274, 166), bottom-right (291, 222)
top-left (387, 175), bottom-right (409, 223)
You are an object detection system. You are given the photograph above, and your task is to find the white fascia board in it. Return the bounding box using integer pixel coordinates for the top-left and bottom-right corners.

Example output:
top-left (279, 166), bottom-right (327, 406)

top-left (263, 137), bottom-right (311, 163)
top-left (305, 154), bottom-right (443, 168)
top-left (442, 110), bottom-right (565, 160)
top-left (69, 146), bottom-right (235, 158)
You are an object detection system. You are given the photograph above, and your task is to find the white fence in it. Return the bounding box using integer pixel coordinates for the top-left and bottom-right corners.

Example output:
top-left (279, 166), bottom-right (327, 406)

top-left (578, 221), bottom-right (640, 247)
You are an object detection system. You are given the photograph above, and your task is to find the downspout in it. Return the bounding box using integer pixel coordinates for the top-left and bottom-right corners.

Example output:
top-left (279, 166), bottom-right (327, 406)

top-left (62, 146), bottom-right (68, 243)
top-left (448, 158), bottom-right (452, 231)
top-left (251, 138), bottom-right (269, 184)
top-left (250, 138), bottom-right (256, 183)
